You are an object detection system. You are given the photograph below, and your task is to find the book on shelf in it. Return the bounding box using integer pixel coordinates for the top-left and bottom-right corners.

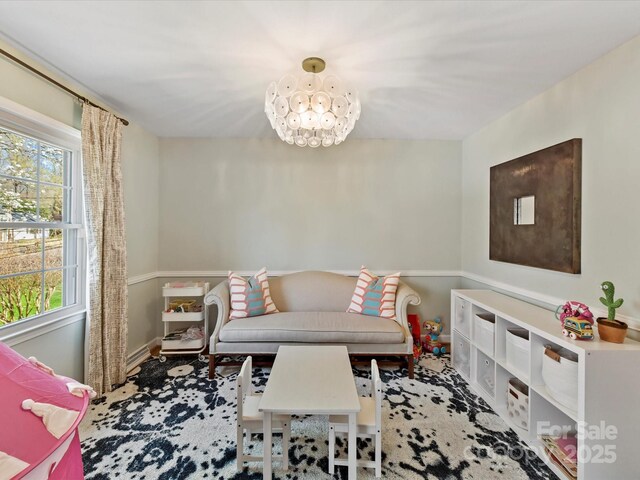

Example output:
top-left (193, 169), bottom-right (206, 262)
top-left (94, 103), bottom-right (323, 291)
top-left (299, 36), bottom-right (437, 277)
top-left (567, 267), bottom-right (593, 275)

top-left (539, 434), bottom-right (577, 479)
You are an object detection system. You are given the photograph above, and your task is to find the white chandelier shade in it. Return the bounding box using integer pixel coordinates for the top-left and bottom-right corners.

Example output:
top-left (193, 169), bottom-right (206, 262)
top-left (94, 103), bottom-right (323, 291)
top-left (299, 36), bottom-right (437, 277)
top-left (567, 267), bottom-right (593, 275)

top-left (265, 62), bottom-right (360, 147)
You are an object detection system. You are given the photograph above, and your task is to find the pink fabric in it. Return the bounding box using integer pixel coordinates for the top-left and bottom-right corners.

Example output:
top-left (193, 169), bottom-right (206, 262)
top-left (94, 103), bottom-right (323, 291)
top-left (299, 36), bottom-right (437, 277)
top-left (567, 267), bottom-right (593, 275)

top-left (49, 433), bottom-right (84, 480)
top-left (0, 342), bottom-right (88, 479)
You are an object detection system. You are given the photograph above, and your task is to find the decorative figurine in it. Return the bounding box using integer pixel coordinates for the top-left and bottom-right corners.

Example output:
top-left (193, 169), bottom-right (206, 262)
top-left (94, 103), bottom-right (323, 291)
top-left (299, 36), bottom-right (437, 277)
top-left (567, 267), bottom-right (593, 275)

top-left (422, 317), bottom-right (447, 356)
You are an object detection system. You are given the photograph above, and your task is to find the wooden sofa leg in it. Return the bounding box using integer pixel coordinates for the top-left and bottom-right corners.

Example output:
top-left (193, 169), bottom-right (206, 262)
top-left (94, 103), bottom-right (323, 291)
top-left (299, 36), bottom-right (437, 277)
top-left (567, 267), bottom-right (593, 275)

top-left (208, 354), bottom-right (215, 379)
top-left (407, 355), bottom-right (414, 379)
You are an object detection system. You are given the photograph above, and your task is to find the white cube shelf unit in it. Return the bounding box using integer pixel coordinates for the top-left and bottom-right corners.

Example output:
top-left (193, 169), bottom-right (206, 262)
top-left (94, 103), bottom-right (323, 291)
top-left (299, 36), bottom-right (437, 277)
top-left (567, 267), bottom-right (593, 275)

top-left (160, 282), bottom-right (210, 363)
top-left (452, 289), bottom-right (640, 480)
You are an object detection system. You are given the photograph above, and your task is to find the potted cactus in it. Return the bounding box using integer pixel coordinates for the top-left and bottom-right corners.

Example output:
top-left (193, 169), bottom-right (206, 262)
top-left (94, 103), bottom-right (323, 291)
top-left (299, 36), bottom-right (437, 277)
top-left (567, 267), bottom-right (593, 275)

top-left (596, 281), bottom-right (627, 343)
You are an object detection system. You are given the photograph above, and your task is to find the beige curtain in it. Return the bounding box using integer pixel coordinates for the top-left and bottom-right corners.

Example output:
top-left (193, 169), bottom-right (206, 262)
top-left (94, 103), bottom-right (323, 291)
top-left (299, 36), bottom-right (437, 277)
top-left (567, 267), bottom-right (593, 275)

top-left (81, 104), bottom-right (128, 397)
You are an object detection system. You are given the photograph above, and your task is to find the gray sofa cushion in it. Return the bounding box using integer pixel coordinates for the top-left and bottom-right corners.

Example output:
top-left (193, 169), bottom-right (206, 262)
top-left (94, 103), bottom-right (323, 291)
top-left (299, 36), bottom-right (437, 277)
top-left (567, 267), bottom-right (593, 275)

top-left (218, 312), bottom-right (405, 344)
top-left (215, 342), bottom-right (408, 354)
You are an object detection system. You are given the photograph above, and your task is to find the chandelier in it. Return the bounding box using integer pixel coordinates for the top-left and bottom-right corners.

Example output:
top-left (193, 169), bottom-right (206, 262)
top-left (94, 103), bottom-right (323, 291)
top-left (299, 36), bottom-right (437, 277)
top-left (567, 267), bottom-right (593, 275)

top-left (265, 57), bottom-right (360, 147)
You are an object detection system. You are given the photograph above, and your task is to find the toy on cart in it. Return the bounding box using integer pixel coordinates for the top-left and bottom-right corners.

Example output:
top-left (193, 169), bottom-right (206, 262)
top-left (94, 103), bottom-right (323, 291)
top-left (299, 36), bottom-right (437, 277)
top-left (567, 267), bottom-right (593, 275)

top-left (422, 317), bottom-right (447, 356)
top-left (407, 314), bottom-right (423, 362)
top-left (555, 301), bottom-right (594, 341)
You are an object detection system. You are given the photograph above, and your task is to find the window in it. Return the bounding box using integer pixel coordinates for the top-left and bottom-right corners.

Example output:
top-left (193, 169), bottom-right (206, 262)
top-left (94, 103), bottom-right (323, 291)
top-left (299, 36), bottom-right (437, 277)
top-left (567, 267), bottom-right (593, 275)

top-left (0, 102), bottom-right (83, 330)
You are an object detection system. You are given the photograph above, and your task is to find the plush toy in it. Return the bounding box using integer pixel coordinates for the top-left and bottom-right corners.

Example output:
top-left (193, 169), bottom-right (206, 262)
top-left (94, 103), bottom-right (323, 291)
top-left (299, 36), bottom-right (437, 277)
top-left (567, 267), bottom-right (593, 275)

top-left (422, 317), bottom-right (447, 356)
top-left (407, 314), bottom-right (423, 361)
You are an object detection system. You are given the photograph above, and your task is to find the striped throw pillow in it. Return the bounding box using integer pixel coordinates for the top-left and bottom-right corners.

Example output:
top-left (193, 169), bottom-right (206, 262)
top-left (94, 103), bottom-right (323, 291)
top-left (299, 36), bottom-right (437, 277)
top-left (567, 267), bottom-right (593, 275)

top-left (228, 268), bottom-right (279, 319)
top-left (347, 266), bottom-right (400, 319)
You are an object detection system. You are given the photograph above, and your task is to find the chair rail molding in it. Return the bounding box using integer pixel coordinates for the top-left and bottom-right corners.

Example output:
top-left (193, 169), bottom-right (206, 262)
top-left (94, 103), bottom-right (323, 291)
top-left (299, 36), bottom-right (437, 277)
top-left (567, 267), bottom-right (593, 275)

top-left (127, 271), bottom-right (159, 285)
top-left (126, 270), bottom-right (639, 328)
top-left (154, 270), bottom-right (463, 278)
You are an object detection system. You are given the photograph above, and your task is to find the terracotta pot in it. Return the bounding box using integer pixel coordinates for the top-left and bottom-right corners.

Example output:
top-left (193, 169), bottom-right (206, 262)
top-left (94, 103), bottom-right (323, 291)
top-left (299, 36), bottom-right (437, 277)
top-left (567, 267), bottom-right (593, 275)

top-left (596, 317), bottom-right (628, 343)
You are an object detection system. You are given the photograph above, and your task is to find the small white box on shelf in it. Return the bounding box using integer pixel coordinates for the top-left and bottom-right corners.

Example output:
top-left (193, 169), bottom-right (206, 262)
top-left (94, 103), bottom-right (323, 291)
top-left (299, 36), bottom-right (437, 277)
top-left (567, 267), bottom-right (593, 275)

top-left (506, 328), bottom-right (530, 380)
top-left (507, 378), bottom-right (529, 431)
top-left (453, 331), bottom-right (471, 379)
top-left (474, 313), bottom-right (495, 355)
top-left (454, 296), bottom-right (471, 338)
top-left (476, 349), bottom-right (495, 397)
top-left (542, 345), bottom-right (578, 410)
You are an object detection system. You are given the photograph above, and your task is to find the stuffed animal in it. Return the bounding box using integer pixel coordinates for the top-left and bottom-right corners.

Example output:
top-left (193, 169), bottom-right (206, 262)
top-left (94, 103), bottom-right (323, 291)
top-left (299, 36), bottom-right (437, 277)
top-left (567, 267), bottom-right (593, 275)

top-left (422, 317), bottom-right (447, 356)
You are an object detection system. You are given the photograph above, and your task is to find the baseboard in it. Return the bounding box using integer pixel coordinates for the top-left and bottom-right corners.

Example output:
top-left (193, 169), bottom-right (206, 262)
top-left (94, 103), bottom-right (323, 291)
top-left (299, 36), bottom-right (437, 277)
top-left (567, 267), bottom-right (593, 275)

top-left (126, 337), bottom-right (161, 372)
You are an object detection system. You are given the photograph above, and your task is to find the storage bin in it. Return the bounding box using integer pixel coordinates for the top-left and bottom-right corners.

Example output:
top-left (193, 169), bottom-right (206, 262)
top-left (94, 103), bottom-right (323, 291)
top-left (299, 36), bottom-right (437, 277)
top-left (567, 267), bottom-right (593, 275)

top-left (453, 331), bottom-right (471, 379)
top-left (506, 328), bottom-right (530, 380)
top-left (507, 378), bottom-right (529, 430)
top-left (542, 345), bottom-right (579, 410)
top-left (476, 350), bottom-right (495, 397)
top-left (474, 313), bottom-right (495, 355)
top-left (454, 297), bottom-right (471, 338)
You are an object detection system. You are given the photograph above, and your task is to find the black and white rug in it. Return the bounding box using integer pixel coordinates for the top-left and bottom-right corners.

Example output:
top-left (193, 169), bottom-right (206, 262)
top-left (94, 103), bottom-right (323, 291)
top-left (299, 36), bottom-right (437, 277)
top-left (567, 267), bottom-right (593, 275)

top-left (79, 354), bottom-right (557, 479)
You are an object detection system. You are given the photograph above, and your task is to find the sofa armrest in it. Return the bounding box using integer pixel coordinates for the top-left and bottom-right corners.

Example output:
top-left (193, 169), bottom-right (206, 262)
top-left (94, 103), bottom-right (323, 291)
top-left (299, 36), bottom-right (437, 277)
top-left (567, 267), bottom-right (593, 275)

top-left (395, 282), bottom-right (421, 353)
top-left (204, 281), bottom-right (230, 352)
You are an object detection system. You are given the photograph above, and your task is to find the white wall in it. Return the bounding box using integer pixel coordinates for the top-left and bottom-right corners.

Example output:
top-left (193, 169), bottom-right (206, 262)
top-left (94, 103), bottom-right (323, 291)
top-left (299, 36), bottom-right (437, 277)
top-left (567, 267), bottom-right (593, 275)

top-left (159, 138), bottom-right (462, 271)
top-left (121, 123), bottom-right (162, 352)
top-left (158, 137), bottom-right (463, 331)
top-left (462, 35), bottom-right (640, 323)
top-left (8, 28), bottom-right (638, 364)
top-left (0, 40), bottom-right (161, 378)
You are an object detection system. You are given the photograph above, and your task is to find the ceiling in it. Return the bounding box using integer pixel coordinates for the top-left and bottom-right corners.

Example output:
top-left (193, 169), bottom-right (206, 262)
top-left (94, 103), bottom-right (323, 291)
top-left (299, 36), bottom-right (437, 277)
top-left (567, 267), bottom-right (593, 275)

top-left (1, 1), bottom-right (640, 139)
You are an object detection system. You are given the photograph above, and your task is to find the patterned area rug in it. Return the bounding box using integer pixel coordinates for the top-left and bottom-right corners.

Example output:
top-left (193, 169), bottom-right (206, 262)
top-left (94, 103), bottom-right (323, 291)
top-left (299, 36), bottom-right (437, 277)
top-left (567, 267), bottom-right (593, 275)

top-left (79, 354), bottom-right (558, 479)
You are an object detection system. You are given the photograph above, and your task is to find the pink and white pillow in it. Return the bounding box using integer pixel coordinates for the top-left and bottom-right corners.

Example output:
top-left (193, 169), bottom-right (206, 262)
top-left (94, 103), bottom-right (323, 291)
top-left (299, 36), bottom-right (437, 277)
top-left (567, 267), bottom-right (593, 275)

top-left (347, 266), bottom-right (400, 319)
top-left (228, 268), bottom-right (279, 319)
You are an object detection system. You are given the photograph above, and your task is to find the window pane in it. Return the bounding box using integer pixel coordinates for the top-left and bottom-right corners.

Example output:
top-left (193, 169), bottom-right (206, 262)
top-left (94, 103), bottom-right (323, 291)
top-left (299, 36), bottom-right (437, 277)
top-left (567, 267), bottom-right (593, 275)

top-left (0, 273), bottom-right (42, 325)
top-left (63, 266), bottom-right (77, 307)
top-left (39, 185), bottom-right (64, 222)
top-left (0, 176), bottom-right (38, 222)
top-left (0, 119), bottom-right (80, 329)
top-left (40, 142), bottom-right (65, 185)
top-left (44, 229), bottom-right (63, 269)
top-left (0, 228), bottom-right (43, 276)
top-left (0, 129), bottom-right (38, 181)
top-left (44, 269), bottom-right (63, 313)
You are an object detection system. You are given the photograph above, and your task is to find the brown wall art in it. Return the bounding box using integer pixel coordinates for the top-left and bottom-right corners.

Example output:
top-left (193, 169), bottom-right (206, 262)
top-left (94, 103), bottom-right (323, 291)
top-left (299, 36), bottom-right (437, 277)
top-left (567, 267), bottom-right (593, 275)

top-left (489, 139), bottom-right (582, 274)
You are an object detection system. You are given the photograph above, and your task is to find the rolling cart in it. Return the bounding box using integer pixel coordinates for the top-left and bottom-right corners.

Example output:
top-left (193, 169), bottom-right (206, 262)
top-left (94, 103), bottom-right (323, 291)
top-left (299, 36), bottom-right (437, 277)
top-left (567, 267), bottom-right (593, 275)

top-left (159, 281), bottom-right (210, 363)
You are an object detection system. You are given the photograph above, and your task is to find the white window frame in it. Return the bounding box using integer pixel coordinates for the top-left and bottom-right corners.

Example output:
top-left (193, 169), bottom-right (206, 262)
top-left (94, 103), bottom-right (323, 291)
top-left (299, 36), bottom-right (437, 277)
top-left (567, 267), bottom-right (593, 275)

top-left (0, 96), bottom-right (86, 345)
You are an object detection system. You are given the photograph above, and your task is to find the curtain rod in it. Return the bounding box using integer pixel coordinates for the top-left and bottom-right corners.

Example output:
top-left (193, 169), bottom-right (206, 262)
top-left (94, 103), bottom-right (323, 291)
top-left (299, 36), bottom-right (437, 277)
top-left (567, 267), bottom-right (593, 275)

top-left (0, 47), bottom-right (129, 126)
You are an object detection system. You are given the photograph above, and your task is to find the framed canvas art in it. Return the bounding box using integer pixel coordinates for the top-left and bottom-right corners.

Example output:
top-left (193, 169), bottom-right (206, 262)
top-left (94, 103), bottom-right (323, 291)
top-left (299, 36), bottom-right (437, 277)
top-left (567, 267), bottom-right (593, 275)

top-left (489, 139), bottom-right (582, 274)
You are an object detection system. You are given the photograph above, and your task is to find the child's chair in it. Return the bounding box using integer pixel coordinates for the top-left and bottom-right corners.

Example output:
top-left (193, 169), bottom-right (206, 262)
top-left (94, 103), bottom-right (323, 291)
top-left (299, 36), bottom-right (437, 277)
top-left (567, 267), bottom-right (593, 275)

top-left (328, 359), bottom-right (383, 477)
top-left (236, 356), bottom-right (291, 471)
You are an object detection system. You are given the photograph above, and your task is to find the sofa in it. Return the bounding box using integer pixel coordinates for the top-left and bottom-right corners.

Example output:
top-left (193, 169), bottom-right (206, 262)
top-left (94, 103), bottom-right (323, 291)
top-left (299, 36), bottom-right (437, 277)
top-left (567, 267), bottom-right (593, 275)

top-left (204, 270), bottom-right (421, 379)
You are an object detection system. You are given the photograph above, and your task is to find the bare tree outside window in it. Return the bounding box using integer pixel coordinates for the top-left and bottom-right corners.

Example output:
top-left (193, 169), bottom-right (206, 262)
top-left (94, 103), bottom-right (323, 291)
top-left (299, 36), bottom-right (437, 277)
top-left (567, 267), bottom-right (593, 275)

top-left (0, 129), bottom-right (73, 326)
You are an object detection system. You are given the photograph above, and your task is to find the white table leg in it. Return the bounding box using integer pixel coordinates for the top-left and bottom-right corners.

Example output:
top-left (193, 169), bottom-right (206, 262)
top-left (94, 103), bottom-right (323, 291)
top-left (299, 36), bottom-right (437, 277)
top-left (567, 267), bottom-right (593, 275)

top-left (263, 411), bottom-right (272, 479)
top-left (348, 412), bottom-right (357, 479)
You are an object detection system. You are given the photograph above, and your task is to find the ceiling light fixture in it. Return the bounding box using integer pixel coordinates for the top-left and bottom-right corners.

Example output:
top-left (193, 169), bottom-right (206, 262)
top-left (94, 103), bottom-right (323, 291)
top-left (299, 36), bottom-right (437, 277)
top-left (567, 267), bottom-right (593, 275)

top-left (265, 57), bottom-right (360, 147)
